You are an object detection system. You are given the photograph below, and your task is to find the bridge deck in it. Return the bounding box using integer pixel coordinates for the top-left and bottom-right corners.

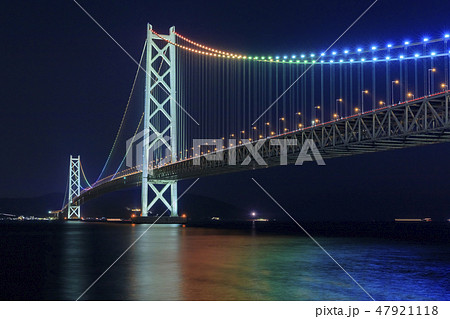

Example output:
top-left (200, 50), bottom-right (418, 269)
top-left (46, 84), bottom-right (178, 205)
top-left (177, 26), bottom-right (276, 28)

top-left (74, 91), bottom-right (450, 205)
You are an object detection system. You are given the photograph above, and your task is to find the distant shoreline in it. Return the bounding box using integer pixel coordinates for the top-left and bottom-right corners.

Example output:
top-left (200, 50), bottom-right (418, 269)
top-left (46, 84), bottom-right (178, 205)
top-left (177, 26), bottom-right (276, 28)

top-left (1, 220), bottom-right (448, 242)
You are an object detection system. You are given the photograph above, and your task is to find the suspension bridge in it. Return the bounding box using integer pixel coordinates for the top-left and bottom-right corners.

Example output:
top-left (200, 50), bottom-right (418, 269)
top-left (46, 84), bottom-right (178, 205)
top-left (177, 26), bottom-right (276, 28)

top-left (61, 25), bottom-right (450, 219)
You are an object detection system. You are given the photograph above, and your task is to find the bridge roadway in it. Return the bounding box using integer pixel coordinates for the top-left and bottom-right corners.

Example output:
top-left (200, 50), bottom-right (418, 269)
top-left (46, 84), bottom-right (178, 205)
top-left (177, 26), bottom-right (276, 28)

top-left (75, 91), bottom-right (450, 205)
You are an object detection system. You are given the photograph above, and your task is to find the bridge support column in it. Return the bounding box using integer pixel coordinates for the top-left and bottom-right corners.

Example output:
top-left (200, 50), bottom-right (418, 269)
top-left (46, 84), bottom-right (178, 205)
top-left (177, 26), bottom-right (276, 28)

top-left (68, 155), bottom-right (81, 219)
top-left (141, 24), bottom-right (178, 217)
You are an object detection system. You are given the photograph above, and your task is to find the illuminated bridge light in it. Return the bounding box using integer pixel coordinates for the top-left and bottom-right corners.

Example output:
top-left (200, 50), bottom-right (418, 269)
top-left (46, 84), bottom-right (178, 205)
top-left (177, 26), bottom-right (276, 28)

top-left (400, 55), bottom-right (404, 59)
top-left (371, 46), bottom-right (377, 50)
top-left (321, 53), bottom-right (325, 56)
top-left (431, 52), bottom-right (436, 56)
top-left (423, 37), bottom-right (429, 42)
top-left (332, 51), bottom-right (337, 55)
top-left (445, 34), bottom-right (450, 38)
top-left (404, 41), bottom-right (410, 45)
top-left (310, 53), bottom-right (315, 57)
top-left (301, 54), bottom-right (305, 58)
top-left (291, 55), bottom-right (296, 59)
top-left (357, 48), bottom-right (362, 52)
top-left (387, 44), bottom-right (392, 48)
top-left (373, 57), bottom-right (377, 61)
top-left (386, 56), bottom-right (390, 60)
top-left (344, 50), bottom-right (349, 54)
top-left (414, 54), bottom-right (420, 58)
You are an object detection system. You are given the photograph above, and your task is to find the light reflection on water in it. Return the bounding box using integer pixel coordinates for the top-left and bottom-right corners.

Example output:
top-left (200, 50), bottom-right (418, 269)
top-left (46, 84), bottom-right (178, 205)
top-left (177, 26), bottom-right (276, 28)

top-left (49, 222), bottom-right (450, 301)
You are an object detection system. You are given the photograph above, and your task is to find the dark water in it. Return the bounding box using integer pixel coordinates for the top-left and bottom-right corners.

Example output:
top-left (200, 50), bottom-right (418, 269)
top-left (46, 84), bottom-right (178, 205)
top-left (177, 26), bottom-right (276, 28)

top-left (0, 221), bottom-right (449, 301)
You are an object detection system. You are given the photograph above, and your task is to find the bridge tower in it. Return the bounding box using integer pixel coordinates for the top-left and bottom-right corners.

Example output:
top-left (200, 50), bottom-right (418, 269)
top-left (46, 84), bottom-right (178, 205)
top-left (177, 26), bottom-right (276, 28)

top-left (141, 24), bottom-right (178, 217)
top-left (68, 155), bottom-right (81, 219)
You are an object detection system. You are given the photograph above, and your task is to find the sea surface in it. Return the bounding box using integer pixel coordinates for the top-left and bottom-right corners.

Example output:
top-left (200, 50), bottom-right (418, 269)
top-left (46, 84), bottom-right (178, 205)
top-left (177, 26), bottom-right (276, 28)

top-left (0, 221), bottom-right (449, 301)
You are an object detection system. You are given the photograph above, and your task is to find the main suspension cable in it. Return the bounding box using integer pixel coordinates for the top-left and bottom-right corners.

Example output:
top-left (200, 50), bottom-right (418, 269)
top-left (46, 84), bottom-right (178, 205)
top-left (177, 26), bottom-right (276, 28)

top-left (93, 41), bottom-right (147, 184)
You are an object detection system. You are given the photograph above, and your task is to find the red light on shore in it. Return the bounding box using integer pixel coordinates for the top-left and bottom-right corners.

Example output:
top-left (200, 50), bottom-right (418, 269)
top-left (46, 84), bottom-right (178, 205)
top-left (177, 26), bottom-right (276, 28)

top-left (131, 214), bottom-right (136, 218)
top-left (181, 214), bottom-right (187, 218)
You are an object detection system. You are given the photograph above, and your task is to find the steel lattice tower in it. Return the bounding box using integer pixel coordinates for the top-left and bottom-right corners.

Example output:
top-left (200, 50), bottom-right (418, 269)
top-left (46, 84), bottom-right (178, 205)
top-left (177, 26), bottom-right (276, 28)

top-left (68, 155), bottom-right (81, 219)
top-left (141, 24), bottom-right (178, 217)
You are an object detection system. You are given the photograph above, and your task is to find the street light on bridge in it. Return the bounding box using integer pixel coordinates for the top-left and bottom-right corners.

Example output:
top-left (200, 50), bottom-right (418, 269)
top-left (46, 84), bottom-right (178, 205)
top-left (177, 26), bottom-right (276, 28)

top-left (428, 68), bottom-right (436, 95)
top-left (361, 90), bottom-right (369, 112)
top-left (279, 117), bottom-right (286, 134)
top-left (391, 80), bottom-right (399, 105)
top-left (335, 99), bottom-right (342, 118)
top-left (407, 92), bottom-right (415, 100)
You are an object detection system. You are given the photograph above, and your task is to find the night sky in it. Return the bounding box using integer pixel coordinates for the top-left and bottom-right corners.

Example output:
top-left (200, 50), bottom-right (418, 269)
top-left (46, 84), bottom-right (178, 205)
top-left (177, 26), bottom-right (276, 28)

top-left (1, 0), bottom-right (450, 221)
